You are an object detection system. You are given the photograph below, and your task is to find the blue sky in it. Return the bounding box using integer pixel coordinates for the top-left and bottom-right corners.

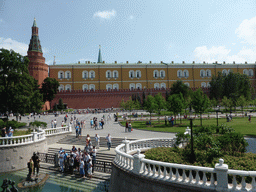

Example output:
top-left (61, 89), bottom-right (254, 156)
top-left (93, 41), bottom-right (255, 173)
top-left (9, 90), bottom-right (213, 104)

top-left (1, 0), bottom-right (256, 65)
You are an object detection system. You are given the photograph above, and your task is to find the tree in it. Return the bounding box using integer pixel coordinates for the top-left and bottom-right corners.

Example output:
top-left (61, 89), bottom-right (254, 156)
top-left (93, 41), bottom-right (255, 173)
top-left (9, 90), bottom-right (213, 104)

top-left (40, 77), bottom-right (60, 109)
top-left (144, 95), bottom-right (157, 123)
top-left (210, 72), bottom-right (252, 100)
top-left (191, 89), bottom-right (210, 126)
top-left (221, 96), bottom-right (233, 113)
top-left (170, 80), bottom-right (190, 98)
top-left (236, 96), bottom-right (247, 116)
top-left (167, 93), bottom-right (184, 124)
top-left (154, 93), bottom-right (166, 123)
top-left (120, 97), bottom-right (140, 120)
top-left (0, 48), bottom-right (43, 119)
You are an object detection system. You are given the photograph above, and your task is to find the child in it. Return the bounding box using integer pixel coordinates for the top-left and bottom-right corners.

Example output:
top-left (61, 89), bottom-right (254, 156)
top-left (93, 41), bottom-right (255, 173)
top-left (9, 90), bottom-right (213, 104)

top-left (80, 160), bottom-right (86, 178)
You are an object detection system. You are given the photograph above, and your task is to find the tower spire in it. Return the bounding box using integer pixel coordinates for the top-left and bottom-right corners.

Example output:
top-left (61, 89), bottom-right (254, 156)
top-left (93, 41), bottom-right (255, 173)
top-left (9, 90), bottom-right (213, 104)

top-left (97, 45), bottom-right (102, 63)
top-left (28, 18), bottom-right (42, 52)
top-left (53, 56), bottom-right (56, 65)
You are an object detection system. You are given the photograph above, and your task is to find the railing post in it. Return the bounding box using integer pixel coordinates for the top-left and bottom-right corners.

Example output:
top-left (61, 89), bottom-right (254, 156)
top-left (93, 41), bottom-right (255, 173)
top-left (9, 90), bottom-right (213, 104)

top-left (122, 137), bottom-right (130, 153)
top-left (215, 159), bottom-right (228, 191)
top-left (133, 149), bottom-right (145, 174)
top-left (32, 130), bottom-right (37, 142)
top-left (54, 153), bottom-right (59, 167)
top-left (69, 124), bottom-right (72, 132)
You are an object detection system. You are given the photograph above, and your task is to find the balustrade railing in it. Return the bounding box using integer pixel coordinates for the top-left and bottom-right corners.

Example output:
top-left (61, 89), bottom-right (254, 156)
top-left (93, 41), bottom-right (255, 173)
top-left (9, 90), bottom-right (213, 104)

top-left (114, 137), bottom-right (256, 191)
top-left (0, 125), bottom-right (71, 147)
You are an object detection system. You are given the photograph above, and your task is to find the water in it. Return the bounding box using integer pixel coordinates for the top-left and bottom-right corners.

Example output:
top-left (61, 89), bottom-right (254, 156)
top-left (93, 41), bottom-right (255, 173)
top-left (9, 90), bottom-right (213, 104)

top-left (0, 168), bottom-right (109, 192)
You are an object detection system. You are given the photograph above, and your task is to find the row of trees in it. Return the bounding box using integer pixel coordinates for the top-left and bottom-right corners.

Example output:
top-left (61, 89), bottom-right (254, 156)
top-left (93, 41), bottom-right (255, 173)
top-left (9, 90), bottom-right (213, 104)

top-left (0, 49), bottom-right (59, 118)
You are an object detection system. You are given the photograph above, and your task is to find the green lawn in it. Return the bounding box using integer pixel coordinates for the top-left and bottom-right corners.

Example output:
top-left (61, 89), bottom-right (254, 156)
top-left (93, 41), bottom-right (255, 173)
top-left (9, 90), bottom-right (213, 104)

top-left (120, 116), bottom-right (256, 136)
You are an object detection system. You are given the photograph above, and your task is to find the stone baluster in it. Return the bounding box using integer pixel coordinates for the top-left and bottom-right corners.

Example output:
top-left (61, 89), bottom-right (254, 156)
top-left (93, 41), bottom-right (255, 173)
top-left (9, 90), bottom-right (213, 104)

top-left (32, 130), bottom-right (37, 142)
top-left (215, 159), bottom-right (228, 191)
top-left (133, 149), bottom-right (145, 174)
top-left (122, 137), bottom-right (130, 153)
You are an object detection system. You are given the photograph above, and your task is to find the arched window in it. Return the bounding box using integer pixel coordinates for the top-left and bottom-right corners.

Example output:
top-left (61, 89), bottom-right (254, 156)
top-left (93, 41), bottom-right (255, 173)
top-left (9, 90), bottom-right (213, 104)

top-left (136, 70), bottom-right (141, 78)
top-left (129, 83), bottom-right (135, 90)
top-left (113, 84), bottom-right (119, 90)
top-left (206, 69), bottom-right (211, 77)
top-left (82, 71), bottom-right (88, 79)
top-left (160, 70), bottom-right (165, 78)
top-left (183, 70), bottom-right (189, 77)
top-left (200, 70), bottom-right (205, 77)
top-left (153, 70), bottom-right (158, 78)
top-left (177, 70), bottom-right (182, 77)
top-left (89, 71), bottom-right (95, 78)
top-left (106, 70), bottom-right (111, 78)
top-left (201, 82), bottom-right (207, 88)
top-left (106, 84), bottom-right (112, 91)
top-left (243, 69), bottom-right (249, 75)
top-left (136, 83), bottom-right (142, 89)
top-left (249, 69), bottom-right (254, 77)
top-left (161, 83), bottom-right (166, 88)
top-left (184, 82), bottom-right (190, 87)
top-left (129, 70), bottom-right (134, 78)
top-left (222, 69), bottom-right (228, 76)
top-left (65, 71), bottom-right (71, 79)
top-left (207, 82), bottom-right (210, 87)
top-left (59, 84), bottom-right (64, 91)
top-left (89, 84), bottom-right (95, 90)
top-left (82, 84), bottom-right (88, 91)
top-left (113, 70), bottom-right (118, 78)
top-left (65, 84), bottom-right (71, 91)
top-left (154, 83), bottom-right (159, 89)
top-left (58, 71), bottom-right (64, 79)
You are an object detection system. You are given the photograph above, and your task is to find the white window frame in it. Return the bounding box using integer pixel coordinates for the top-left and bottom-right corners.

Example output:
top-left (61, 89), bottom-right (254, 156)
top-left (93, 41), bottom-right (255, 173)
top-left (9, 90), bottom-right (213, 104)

top-left (113, 84), bottom-right (119, 90)
top-left (243, 69), bottom-right (249, 75)
top-left (160, 70), bottom-right (165, 78)
top-left (154, 83), bottom-right (159, 89)
top-left (82, 71), bottom-right (88, 79)
top-left (161, 83), bottom-right (166, 88)
top-left (113, 70), bottom-right (118, 78)
top-left (129, 70), bottom-right (134, 78)
top-left (183, 70), bottom-right (189, 77)
top-left (136, 70), bottom-right (141, 78)
top-left (200, 70), bottom-right (205, 77)
top-left (129, 83), bottom-right (135, 90)
top-left (201, 82), bottom-right (207, 88)
top-left (106, 70), bottom-right (112, 78)
top-left (106, 84), bottom-right (112, 90)
top-left (59, 84), bottom-right (64, 91)
top-left (65, 84), bottom-right (71, 91)
top-left (58, 71), bottom-right (64, 79)
top-left (249, 69), bottom-right (254, 77)
top-left (222, 69), bottom-right (228, 76)
top-left (136, 83), bottom-right (142, 89)
top-left (65, 71), bottom-right (71, 79)
top-left (207, 82), bottom-right (210, 87)
top-left (89, 70), bottom-right (95, 78)
top-left (82, 84), bottom-right (88, 91)
top-left (89, 84), bottom-right (95, 90)
top-left (184, 82), bottom-right (190, 87)
top-left (153, 70), bottom-right (159, 78)
top-left (206, 69), bottom-right (211, 77)
top-left (177, 70), bottom-right (182, 77)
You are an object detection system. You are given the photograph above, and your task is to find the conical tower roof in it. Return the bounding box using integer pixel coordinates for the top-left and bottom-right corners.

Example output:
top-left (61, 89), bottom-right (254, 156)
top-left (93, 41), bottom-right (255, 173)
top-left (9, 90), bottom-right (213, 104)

top-left (28, 18), bottom-right (42, 53)
top-left (97, 45), bottom-right (102, 63)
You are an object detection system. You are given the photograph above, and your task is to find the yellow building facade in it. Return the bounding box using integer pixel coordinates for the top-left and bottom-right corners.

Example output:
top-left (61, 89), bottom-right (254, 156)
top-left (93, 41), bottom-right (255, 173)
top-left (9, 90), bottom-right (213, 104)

top-left (49, 60), bottom-right (256, 91)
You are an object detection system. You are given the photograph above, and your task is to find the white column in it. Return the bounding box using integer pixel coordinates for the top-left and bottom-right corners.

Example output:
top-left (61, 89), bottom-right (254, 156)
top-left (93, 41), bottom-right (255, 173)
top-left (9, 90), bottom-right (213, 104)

top-left (69, 124), bottom-right (72, 132)
top-left (32, 131), bottom-right (37, 142)
top-left (215, 159), bottom-right (228, 191)
top-left (133, 149), bottom-right (145, 174)
top-left (122, 137), bottom-right (130, 153)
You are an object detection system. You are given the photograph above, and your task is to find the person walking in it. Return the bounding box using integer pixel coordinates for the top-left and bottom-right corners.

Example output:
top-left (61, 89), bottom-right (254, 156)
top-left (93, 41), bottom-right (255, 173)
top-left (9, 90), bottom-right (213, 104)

top-left (91, 146), bottom-right (96, 173)
top-left (106, 134), bottom-right (112, 150)
top-left (95, 134), bottom-right (100, 149)
top-left (125, 121), bottom-right (128, 132)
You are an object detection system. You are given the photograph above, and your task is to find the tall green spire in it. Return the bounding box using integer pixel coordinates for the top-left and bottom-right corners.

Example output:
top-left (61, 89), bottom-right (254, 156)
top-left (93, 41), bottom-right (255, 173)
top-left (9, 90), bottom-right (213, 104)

top-left (97, 45), bottom-right (102, 63)
top-left (33, 17), bottom-right (37, 27)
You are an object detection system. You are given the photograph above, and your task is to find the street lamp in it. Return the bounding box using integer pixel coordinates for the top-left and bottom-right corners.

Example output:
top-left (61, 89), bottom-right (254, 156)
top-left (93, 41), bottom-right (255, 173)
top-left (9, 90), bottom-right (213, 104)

top-left (189, 107), bottom-right (195, 163)
top-left (215, 106), bottom-right (220, 133)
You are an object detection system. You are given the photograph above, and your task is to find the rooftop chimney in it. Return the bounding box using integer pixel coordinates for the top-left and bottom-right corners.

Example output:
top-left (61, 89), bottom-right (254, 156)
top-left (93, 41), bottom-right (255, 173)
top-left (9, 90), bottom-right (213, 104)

top-left (88, 61), bottom-right (90, 64)
top-left (233, 61), bottom-right (235, 64)
top-left (115, 61), bottom-right (117, 64)
top-left (161, 61), bottom-right (163, 63)
top-left (78, 61), bottom-right (80, 64)
top-left (203, 61), bottom-right (205, 64)
top-left (192, 61), bottom-right (195, 64)
top-left (171, 61), bottom-right (174, 64)
top-left (126, 61), bottom-right (129, 63)
top-left (223, 61), bottom-right (225, 64)
top-left (182, 61), bottom-right (185, 64)
top-left (245, 61), bottom-right (247, 64)
top-left (103, 61), bottom-right (105, 63)
top-left (149, 61), bottom-right (152, 63)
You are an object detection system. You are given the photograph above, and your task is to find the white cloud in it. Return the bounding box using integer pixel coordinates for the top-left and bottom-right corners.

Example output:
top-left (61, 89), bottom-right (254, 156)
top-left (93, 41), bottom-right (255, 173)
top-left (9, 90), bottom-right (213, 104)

top-left (194, 46), bottom-right (256, 63)
top-left (0, 37), bottom-right (28, 56)
top-left (235, 16), bottom-right (256, 45)
top-left (93, 9), bottom-right (116, 19)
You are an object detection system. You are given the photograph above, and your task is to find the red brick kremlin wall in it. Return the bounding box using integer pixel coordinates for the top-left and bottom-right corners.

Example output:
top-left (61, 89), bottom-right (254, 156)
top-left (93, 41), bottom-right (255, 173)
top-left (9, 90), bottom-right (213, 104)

top-left (51, 88), bottom-right (210, 109)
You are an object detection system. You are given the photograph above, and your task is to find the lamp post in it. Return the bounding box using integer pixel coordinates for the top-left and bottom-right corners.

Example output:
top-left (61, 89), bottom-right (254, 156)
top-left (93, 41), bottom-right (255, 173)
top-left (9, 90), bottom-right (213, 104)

top-left (215, 106), bottom-right (220, 133)
top-left (189, 106), bottom-right (195, 163)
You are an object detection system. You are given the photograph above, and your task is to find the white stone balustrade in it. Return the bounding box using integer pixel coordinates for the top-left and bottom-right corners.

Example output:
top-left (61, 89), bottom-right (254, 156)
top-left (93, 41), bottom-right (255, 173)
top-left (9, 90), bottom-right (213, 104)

top-left (0, 125), bottom-right (71, 147)
top-left (114, 137), bottom-right (256, 191)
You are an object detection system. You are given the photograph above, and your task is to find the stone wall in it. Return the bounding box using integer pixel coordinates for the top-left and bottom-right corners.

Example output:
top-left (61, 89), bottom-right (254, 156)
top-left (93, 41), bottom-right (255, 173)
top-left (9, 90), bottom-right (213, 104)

top-left (109, 162), bottom-right (217, 192)
top-left (0, 139), bottom-right (47, 173)
top-left (46, 132), bottom-right (71, 145)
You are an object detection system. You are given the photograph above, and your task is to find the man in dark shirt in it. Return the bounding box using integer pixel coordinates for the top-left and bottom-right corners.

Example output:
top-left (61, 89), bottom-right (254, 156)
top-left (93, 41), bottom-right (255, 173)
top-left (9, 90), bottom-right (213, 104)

top-left (32, 152), bottom-right (40, 176)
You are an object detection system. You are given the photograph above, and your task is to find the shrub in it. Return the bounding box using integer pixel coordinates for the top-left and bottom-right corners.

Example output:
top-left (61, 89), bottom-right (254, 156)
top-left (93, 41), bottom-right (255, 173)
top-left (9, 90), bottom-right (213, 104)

top-left (29, 121), bottom-right (47, 128)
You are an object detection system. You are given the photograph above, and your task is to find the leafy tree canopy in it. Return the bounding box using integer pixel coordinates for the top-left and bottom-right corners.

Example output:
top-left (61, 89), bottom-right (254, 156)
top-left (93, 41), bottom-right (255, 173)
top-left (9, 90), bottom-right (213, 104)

top-left (170, 80), bottom-right (190, 98)
top-left (0, 48), bottom-right (43, 116)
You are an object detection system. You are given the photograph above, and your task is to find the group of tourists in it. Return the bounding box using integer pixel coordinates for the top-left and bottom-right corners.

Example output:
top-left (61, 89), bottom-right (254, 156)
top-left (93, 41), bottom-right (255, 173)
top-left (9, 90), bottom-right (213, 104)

top-left (90, 117), bottom-right (105, 130)
top-left (27, 152), bottom-right (40, 178)
top-left (125, 121), bottom-right (132, 132)
top-left (1, 127), bottom-right (14, 137)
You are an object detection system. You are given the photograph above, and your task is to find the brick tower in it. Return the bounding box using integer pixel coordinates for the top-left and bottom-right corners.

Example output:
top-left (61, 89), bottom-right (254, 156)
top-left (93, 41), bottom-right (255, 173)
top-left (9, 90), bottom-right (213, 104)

top-left (27, 18), bottom-right (48, 86)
